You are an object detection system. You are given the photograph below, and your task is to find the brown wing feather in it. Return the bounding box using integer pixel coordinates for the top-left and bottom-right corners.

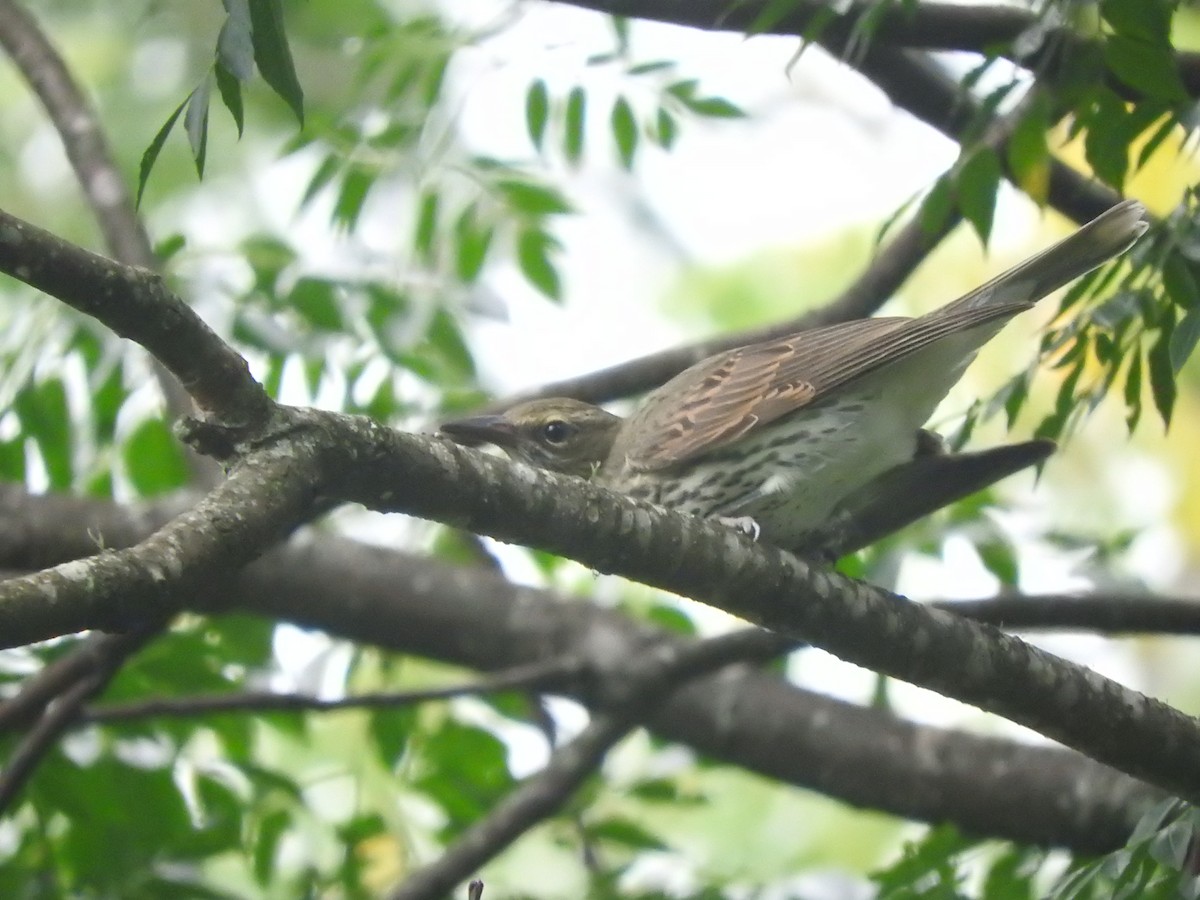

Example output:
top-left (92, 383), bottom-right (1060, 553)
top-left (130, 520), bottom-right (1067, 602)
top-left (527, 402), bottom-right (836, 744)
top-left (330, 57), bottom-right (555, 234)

top-left (614, 200), bottom-right (1148, 472)
top-left (617, 303), bottom-right (1027, 471)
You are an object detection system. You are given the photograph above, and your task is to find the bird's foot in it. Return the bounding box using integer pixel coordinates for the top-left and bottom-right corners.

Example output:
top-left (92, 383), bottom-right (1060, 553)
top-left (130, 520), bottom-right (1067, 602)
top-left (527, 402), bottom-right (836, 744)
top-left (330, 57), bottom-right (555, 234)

top-left (716, 515), bottom-right (761, 541)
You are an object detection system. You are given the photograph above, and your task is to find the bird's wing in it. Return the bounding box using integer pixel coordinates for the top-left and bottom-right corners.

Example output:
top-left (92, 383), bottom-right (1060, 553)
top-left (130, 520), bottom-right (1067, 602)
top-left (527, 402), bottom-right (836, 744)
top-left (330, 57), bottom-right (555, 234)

top-left (617, 303), bottom-right (1027, 471)
top-left (616, 200), bottom-right (1148, 472)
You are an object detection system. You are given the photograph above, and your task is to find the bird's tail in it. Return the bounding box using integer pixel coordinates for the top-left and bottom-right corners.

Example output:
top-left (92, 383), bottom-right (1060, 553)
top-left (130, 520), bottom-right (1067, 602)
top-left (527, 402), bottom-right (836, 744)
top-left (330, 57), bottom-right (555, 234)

top-left (942, 199), bottom-right (1149, 314)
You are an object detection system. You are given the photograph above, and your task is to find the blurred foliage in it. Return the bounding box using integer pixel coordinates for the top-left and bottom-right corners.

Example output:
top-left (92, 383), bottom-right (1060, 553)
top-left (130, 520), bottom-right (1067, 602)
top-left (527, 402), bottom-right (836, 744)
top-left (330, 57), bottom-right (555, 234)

top-left (0, 0), bottom-right (1197, 897)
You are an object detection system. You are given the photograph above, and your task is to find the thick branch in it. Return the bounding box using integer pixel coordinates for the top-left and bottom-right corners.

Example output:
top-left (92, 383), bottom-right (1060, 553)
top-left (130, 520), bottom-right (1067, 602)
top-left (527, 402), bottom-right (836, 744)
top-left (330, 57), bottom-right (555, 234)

top-left (0, 487), bottom-right (1162, 851)
top-left (549, 0), bottom-right (1200, 99)
top-left (309, 416), bottom-right (1200, 803)
top-left (245, 536), bottom-right (1161, 853)
top-left (0, 437), bottom-right (318, 647)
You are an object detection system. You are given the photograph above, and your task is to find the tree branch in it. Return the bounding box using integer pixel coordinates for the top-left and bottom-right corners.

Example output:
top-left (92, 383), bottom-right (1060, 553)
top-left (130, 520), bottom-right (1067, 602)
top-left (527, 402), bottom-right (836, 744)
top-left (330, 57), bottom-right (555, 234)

top-left (0, 488), bottom-right (1162, 852)
top-left (484, 11), bottom-right (1126, 412)
top-left (0, 622), bottom-right (157, 812)
top-left (0, 436), bottom-right (318, 647)
top-left (308, 415), bottom-right (1200, 803)
top-left (488, 188), bottom-right (961, 409)
top-left (0, 207), bottom-right (268, 422)
top-left (0, 0), bottom-right (219, 457)
top-left (0, 0), bottom-right (152, 266)
top-left (388, 629), bottom-right (855, 900)
top-left (77, 658), bottom-right (582, 725)
top-left (546, 0), bottom-right (1200, 99)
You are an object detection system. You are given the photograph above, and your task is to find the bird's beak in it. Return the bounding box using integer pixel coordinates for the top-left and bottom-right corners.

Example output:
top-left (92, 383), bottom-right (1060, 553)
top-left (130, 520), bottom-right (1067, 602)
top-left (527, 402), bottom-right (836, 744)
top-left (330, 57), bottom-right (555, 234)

top-left (439, 414), bottom-right (517, 448)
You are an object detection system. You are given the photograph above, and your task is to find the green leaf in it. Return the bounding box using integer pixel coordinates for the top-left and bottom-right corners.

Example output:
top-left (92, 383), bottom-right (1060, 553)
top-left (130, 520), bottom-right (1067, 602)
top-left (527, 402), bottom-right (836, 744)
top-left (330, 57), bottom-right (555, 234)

top-left (655, 106), bottom-right (677, 149)
top-left (299, 154), bottom-right (340, 210)
top-left (611, 95), bottom-right (638, 168)
top-left (1101, 0), bottom-right (1171, 44)
top-left (252, 809), bottom-right (290, 885)
top-left (494, 179), bottom-right (572, 216)
top-left (1006, 97), bottom-right (1050, 203)
top-left (956, 147), bottom-right (1002, 244)
top-left (1169, 306), bottom-right (1200, 372)
top-left (525, 78), bottom-right (549, 150)
top-left (214, 62), bottom-right (245, 136)
top-left (1105, 36), bottom-right (1188, 102)
top-left (627, 60), bottom-right (674, 76)
top-left (15, 379), bottom-right (72, 489)
top-left (413, 722), bottom-right (515, 835)
top-left (289, 277), bottom-right (343, 331)
top-left (587, 817), bottom-right (669, 851)
top-left (333, 164), bottom-right (373, 231)
top-left (1162, 253), bottom-right (1200, 310)
top-left (425, 309), bottom-right (476, 382)
top-left (1136, 113), bottom-right (1178, 171)
top-left (517, 229), bottom-right (562, 301)
top-left (746, 0), bottom-right (804, 36)
top-left (977, 537), bottom-right (1019, 587)
top-left (136, 95), bottom-right (189, 207)
top-left (681, 95), bottom-right (745, 118)
top-left (1002, 373), bottom-right (1030, 430)
top-left (414, 190), bottom-right (439, 263)
top-left (184, 78), bottom-right (212, 178)
top-left (154, 233), bottom-right (187, 262)
top-left (1148, 309), bottom-right (1178, 427)
top-left (920, 176), bottom-right (954, 238)
top-left (248, 0), bottom-right (304, 124)
top-left (453, 205), bottom-right (493, 282)
top-left (369, 708), bottom-right (416, 766)
top-left (564, 86), bottom-right (586, 164)
top-left (124, 418), bottom-right (190, 495)
top-left (217, 0), bottom-right (256, 79)
top-left (1083, 91), bottom-right (1131, 189)
top-left (1125, 350), bottom-right (1143, 431)
top-left (242, 235), bottom-right (296, 292)
top-left (666, 78), bottom-right (699, 101)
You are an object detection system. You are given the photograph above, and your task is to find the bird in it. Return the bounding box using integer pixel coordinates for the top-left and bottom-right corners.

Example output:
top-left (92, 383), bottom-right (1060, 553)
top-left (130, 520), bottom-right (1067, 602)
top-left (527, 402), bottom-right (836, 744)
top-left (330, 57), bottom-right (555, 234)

top-left (441, 200), bottom-right (1149, 554)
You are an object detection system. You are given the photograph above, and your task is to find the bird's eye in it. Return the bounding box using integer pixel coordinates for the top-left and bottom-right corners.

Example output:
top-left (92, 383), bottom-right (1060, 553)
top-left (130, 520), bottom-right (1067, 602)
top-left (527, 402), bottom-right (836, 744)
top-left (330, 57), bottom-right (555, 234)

top-left (541, 420), bottom-right (571, 444)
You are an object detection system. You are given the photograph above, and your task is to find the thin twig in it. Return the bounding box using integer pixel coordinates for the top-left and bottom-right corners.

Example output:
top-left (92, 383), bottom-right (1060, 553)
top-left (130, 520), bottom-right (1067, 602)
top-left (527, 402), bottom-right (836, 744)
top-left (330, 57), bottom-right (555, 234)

top-left (943, 593), bottom-right (1200, 635)
top-left (80, 657), bottom-right (582, 725)
top-left (0, 622), bottom-right (159, 812)
top-left (0, 629), bottom-right (152, 731)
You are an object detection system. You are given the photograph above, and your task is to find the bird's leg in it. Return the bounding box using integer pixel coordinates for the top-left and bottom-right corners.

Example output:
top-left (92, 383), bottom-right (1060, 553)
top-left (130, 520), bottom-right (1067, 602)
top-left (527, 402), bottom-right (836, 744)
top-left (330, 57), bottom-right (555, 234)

top-left (716, 515), bottom-right (762, 541)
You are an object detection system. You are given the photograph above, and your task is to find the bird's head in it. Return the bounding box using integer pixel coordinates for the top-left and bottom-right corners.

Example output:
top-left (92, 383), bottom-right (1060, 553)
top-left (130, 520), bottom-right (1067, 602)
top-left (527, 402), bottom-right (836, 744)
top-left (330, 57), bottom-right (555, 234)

top-left (439, 398), bottom-right (623, 478)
